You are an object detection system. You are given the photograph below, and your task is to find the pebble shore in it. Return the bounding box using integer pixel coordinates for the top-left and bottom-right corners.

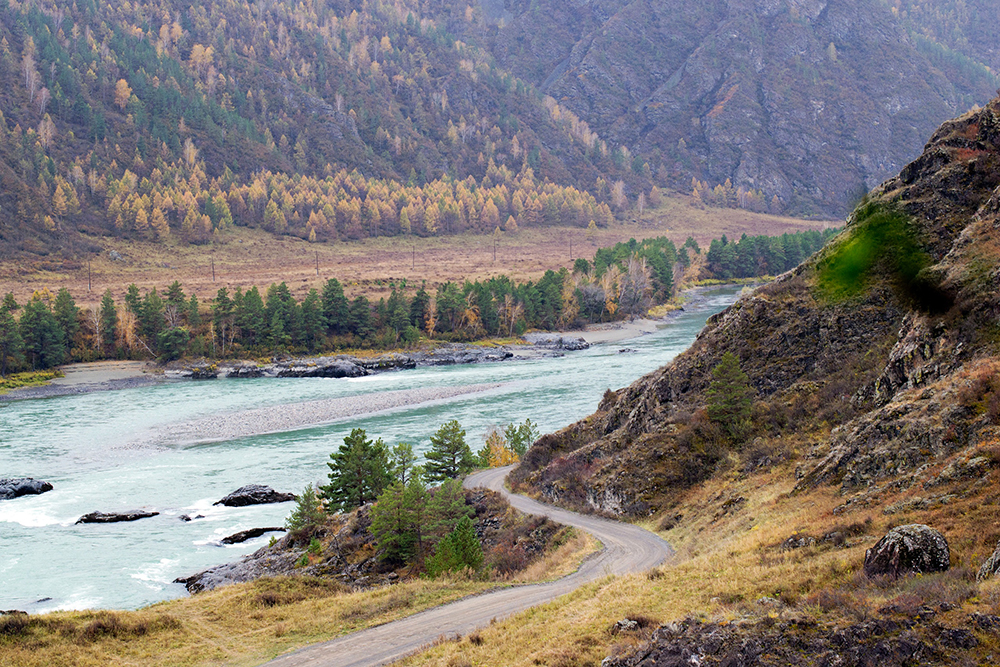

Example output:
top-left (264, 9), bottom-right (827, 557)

top-left (133, 383), bottom-right (504, 448)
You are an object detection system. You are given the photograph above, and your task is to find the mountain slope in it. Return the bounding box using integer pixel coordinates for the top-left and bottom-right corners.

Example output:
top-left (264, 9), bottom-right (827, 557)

top-left (479, 0), bottom-right (998, 217)
top-left (512, 94), bottom-right (1000, 525)
top-left (0, 0), bottom-right (637, 257)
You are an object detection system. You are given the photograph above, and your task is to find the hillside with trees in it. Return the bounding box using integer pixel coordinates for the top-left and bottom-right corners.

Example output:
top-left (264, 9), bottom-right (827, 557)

top-left (0, 0), bottom-right (996, 258)
top-left (0, 0), bottom-right (640, 257)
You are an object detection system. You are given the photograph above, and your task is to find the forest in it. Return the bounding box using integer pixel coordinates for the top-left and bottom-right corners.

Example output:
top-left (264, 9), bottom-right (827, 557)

top-left (0, 228), bottom-right (834, 373)
top-left (0, 0), bottom-right (647, 255)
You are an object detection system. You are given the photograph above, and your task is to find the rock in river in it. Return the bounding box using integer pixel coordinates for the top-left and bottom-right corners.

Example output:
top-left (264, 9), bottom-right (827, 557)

top-left (864, 523), bottom-right (950, 578)
top-left (76, 510), bottom-right (159, 524)
top-left (220, 527), bottom-right (286, 544)
top-left (0, 478), bottom-right (53, 500)
top-left (213, 484), bottom-right (295, 507)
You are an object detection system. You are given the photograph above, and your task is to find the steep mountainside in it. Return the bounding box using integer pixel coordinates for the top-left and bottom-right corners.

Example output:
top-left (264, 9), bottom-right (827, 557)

top-left (0, 0), bottom-right (638, 257)
top-left (478, 0), bottom-right (998, 217)
top-left (512, 95), bottom-right (1000, 524)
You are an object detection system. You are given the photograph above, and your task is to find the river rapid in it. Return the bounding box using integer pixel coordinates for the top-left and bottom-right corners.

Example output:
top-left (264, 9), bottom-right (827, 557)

top-left (0, 286), bottom-right (741, 613)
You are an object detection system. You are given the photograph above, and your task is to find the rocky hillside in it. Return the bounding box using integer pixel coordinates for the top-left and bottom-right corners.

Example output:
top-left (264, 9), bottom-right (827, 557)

top-left (512, 94), bottom-right (1000, 522)
top-left (477, 0), bottom-right (997, 217)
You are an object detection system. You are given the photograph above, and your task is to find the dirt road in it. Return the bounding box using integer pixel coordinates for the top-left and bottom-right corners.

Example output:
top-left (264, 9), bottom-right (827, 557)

top-left (261, 466), bottom-right (673, 667)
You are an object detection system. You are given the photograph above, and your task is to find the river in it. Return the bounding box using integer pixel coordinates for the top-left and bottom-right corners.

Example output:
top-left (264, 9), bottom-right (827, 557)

top-left (0, 285), bottom-right (741, 613)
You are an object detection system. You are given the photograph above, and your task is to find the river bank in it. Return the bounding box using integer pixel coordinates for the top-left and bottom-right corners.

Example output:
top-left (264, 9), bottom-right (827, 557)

top-left (1, 285), bottom-right (742, 401)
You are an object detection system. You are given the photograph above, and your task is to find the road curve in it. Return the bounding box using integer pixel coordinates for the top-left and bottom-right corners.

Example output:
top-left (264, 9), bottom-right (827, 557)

top-left (261, 466), bottom-right (673, 667)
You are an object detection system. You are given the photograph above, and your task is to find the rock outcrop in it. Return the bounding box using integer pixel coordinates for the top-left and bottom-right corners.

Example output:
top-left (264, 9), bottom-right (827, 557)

top-left (977, 540), bottom-right (1000, 582)
top-left (213, 485), bottom-right (295, 507)
top-left (512, 96), bottom-right (1000, 517)
top-left (274, 360), bottom-right (368, 378)
top-left (76, 510), bottom-right (159, 524)
top-left (0, 478), bottom-right (53, 500)
top-left (864, 524), bottom-right (951, 578)
top-left (220, 527), bottom-right (286, 545)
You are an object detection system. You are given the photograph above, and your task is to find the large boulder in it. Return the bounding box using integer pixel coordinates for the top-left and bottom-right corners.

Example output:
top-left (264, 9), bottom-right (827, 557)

top-left (76, 510), bottom-right (159, 524)
top-left (864, 524), bottom-right (950, 578)
top-left (0, 478), bottom-right (53, 500)
top-left (220, 527), bottom-right (285, 545)
top-left (977, 540), bottom-right (1000, 581)
top-left (275, 360), bottom-right (367, 378)
top-left (213, 484), bottom-right (295, 507)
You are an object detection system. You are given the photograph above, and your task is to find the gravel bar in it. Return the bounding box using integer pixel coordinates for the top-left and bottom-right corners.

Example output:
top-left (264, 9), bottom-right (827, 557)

top-left (132, 383), bottom-right (504, 448)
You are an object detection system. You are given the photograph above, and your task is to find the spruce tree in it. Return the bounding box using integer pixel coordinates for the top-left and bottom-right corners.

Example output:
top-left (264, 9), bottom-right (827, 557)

top-left (706, 351), bottom-right (754, 441)
top-left (425, 420), bottom-right (476, 482)
top-left (0, 305), bottom-right (24, 376)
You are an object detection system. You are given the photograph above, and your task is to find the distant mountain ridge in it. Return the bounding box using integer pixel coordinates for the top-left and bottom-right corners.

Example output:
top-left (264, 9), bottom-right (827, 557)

top-left (478, 0), bottom-right (998, 217)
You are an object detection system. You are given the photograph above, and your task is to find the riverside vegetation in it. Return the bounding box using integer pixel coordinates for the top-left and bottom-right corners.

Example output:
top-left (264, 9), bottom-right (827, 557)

top-left (0, 227), bottom-right (834, 376)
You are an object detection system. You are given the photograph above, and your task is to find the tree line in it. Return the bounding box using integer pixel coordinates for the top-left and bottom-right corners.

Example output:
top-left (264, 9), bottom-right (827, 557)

top-left (705, 229), bottom-right (839, 280)
top-left (0, 227), bottom-right (836, 373)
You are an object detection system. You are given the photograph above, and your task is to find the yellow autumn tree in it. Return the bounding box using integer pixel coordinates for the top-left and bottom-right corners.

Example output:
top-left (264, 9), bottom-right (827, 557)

top-left (114, 79), bottom-right (132, 110)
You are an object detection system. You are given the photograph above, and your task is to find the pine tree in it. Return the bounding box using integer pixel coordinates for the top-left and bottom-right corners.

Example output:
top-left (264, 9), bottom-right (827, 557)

top-left (99, 290), bottom-right (117, 354)
top-left (322, 428), bottom-right (392, 512)
top-left (285, 483), bottom-right (325, 541)
top-left (425, 420), bottom-right (476, 482)
top-left (427, 478), bottom-right (473, 540)
top-left (0, 305), bottom-right (24, 376)
top-left (706, 351), bottom-right (754, 441)
top-left (370, 480), bottom-right (425, 563)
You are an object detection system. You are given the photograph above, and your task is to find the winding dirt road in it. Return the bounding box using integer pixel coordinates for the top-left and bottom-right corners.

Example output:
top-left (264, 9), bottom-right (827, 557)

top-left (261, 466), bottom-right (673, 667)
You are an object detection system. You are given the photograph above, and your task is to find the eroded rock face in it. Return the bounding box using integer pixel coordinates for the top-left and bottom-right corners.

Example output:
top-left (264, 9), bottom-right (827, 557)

top-left (213, 485), bottom-right (295, 507)
top-left (864, 524), bottom-right (950, 578)
top-left (76, 510), bottom-right (159, 524)
top-left (0, 478), bottom-right (53, 500)
top-left (977, 540), bottom-right (1000, 582)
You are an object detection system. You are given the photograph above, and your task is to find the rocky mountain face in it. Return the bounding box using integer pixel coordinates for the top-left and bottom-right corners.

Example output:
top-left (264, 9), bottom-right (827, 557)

top-left (512, 95), bottom-right (1000, 516)
top-left (480, 0), bottom-right (997, 217)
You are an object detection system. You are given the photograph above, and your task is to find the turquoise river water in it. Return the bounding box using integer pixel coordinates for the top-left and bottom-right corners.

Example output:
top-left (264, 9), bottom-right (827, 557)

top-left (0, 286), bottom-right (741, 612)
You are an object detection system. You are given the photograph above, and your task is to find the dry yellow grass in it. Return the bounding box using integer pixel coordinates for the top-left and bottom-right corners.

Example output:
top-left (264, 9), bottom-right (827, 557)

top-left (398, 455), bottom-right (1000, 667)
top-left (0, 523), bottom-right (600, 666)
top-left (0, 195), bottom-right (828, 311)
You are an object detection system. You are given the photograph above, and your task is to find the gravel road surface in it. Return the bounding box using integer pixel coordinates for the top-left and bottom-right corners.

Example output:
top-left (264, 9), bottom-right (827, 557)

top-left (261, 465), bottom-right (674, 667)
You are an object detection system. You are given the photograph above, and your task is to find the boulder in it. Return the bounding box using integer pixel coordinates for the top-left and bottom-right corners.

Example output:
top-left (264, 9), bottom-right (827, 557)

top-left (864, 524), bottom-right (950, 578)
top-left (76, 510), bottom-right (159, 524)
top-left (225, 364), bottom-right (264, 378)
top-left (213, 484), bottom-right (295, 507)
top-left (0, 478), bottom-right (53, 500)
top-left (275, 360), bottom-right (367, 378)
top-left (220, 527), bottom-right (285, 544)
top-left (523, 333), bottom-right (590, 350)
top-left (977, 540), bottom-right (1000, 581)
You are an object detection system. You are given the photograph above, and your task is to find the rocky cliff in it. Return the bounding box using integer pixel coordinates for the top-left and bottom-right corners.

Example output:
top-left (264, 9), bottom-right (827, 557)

top-left (512, 95), bottom-right (1000, 516)
top-left (484, 0), bottom-right (997, 217)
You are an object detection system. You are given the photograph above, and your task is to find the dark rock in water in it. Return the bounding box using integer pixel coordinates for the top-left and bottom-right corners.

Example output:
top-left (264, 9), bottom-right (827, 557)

top-left (179, 514), bottom-right (205, 522)
top-left (213, 484), bottom-right (295, 507)
top-left (413, 345), bottom-right (514, 366)
top-left (618, 348), bottom-right (637, 354)
top-left (0, 478), bottom-right (53, 500)
top-left (523, 333), bottom-right (590, 350)
top-left (226, 364), bottom-right (264, 378)
top-left (356, 353), bottom-right (417, 371)
top-left (188, 364), bottom-right (219, 380)
top-left (221, 527), bottom-right (286, 544)
top-left (275, 360), bottom-right (367, 378)
top-left (977, 539), bottom-right (1000, 581)
top-left (76, 510), bottom-right (159, 524)
top-left (864, 524), bottom-right (950, 578)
